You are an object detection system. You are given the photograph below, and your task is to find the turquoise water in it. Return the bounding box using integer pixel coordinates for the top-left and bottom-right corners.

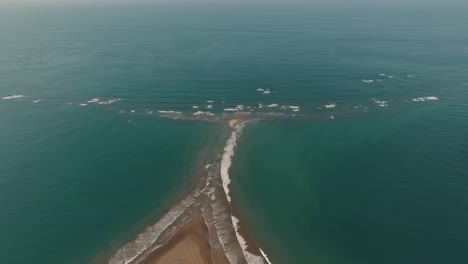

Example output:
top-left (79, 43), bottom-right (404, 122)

top-left (1, 3), bottom-right (468, 263)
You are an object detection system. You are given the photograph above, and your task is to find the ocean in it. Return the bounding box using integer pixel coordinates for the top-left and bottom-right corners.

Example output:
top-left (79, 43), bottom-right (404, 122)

top-left (1, 2), bottom-right (468, 263)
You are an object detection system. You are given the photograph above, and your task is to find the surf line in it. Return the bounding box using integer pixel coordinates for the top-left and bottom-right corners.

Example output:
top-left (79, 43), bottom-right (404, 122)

top-left (221, 120), bottom-right (273, 264)
top-left (108, 118), bottom-right (272, 264)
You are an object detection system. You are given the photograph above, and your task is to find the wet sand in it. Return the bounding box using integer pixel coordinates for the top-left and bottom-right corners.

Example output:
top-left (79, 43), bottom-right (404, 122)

top-left (141, 216), bottom-right (212, 264)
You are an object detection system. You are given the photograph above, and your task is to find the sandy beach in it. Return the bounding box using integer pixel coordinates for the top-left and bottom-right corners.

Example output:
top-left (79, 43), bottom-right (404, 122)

top-left (141, 216), bottom-right (213, 264)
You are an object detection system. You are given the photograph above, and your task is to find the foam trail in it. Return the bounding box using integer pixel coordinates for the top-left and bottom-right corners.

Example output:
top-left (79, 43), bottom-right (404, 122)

top-left (232, 216), bottom-right (266, 264)
top-left (259, 248), bottom-right (273, 264)
top-left (220, 123), bottom-right (270, 264)
top-left (108, 195), bottom-right (195, 264)
top-left (158, 110), bottom-right (182, 114)
top-left (220, 124), bottom-right (243, 203)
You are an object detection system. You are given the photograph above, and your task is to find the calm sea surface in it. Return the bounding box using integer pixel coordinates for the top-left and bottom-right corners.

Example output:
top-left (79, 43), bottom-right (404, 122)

top-left (1, 3), bottom-right (467, 263)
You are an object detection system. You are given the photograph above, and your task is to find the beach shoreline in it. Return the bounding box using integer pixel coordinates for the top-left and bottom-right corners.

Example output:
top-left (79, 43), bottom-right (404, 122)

top-left (107, 118), bottom-right (269, 264)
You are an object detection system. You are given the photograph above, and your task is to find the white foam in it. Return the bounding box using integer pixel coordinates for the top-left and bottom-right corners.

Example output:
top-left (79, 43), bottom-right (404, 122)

top-left (259, 248), bottom-right (273, 264)
top-left (412, 96), bottom-right (439, 102)
top-left (87, 97), bottom-right (100, 103)
top-left (206, 105), bottom-right (213, 109)
top-left (379, 73), bottom-right (386, 77)
top-left (292, 109), bottom-right (300, 112)
top-left (263, 90), bottom-right (271, 95)
top-left (231, 215), bottom-right (267, 264)
top-left (32, 99), bottom-right (41, 103)
top-left (388, 75), bottom-right (394, 78)
top-left (192, 105), bottom-right (199, 109)
top-left (220, 124), bottom-right (243, 203)
top-left (325, 103), bottom-right (336, 109)
top-left (130, 110), bottom-right (135, 113)
top-left (288, 105), bottom-right (300, 109)
top-left (330, 115), bottom-right (335, 119)
top-left (407, 74), bottom-right (416, 78)
top-left (118, 110), bottom-right (125, 114)
top-left (2, 94), bottom-right (24, 100)
top-left (98, 98), bottom-right (120, 105)
top-left (206, 100), bottom-right (214, 103)
top-left (193, 111), bottom-right (214, 116)
top-left (258, 103), bottom-right (264, 109)
top-left (224, 108), bottom-right (237, 112)
top-left (108, 195), bottom-right (196, 264)
top-left (267, 103), bottom-right (279, 108)
top-left (372, 99), bottom-right (388, 107)
top-left (158, 110), bottom-right (182, 114)
top-left (79, 103), bottom-right (88, 107)
top-left (256, 88), bottom-right (265, 92)
top-left (362, 79), bottom-right (374, 84)
top-left (236, 105), bottom-right (245, 111)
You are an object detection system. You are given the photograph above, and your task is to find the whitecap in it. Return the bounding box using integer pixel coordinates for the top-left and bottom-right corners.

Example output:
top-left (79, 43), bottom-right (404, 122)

top-left (192, 106), bottom-right (199, 109)
top-left (206, 105), bottom-right (213, 109)
top-left (388, 75), bottom-right (394, 78)
top-left (130, 110), bottom-right (136, 113)
top-left (2, 94), bottom-right (24, 100)
top-left (224, 108), bottom-right (237, 112)
top-left (325, 103), bottom-right (336, 109)
top-left (379, 73), bottom-right (386, 77)
top-left (33, 99), bottom-right (41, 103)
top-left (362, 79), bottom-right (374, 84)
top-left (79, 103), bottom-right (88, 107)
top-left (263, 90), bottom-right (271, 95)
top-left (330, 115), bottom-right (335, 119)
top-left (267, 103), bottom-right (279, 108)
top-left (256, 88), bottom-right (265, 92)
top-left (258, 103), bottom-right (264, 109)
top-left (158, 110), bottom-right (182, 114)
top-left (206, 100), bottom-right (214, 103)
top-left (407, 74), bottom-right (416, 78)
top-left (235, 105), bottom-right (244, 111)
top-left (372, 99), bottom-right (388, 107)
top-left (412, 96), bottom-right (439, 102)
top-left (193, 111), bottom-right (214, 116)
top-left (98, 99), bottom-right (120, 105)
top-left (87, 97), bottom-right (100, 103)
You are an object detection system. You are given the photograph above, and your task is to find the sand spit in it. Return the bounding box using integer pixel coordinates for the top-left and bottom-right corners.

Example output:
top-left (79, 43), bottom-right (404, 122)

top-left (108, 120), bottom-right (269, 264)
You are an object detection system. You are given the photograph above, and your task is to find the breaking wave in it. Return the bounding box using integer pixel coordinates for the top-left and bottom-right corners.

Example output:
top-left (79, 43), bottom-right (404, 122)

top-left (2, 94), bottom-right (24, 100)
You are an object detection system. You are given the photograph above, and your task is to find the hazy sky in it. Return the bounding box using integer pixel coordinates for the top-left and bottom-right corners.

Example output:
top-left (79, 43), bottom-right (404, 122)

top-left (0, 0), bottom-right (465, 6)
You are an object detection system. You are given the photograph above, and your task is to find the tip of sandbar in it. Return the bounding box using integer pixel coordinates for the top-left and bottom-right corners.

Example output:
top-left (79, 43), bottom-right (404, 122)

top-left (227, 118), bottom-right (247, 128)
